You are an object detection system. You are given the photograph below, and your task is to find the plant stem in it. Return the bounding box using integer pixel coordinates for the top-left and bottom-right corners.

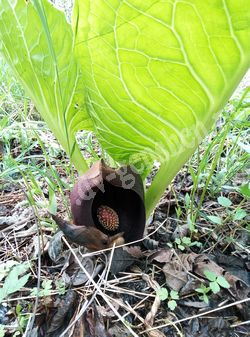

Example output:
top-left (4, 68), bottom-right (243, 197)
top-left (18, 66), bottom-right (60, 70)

top-left (145, 149), bottom-right (194, 219)
top-left (70, 144), bottom-right (89, 175)
top-left (145, 164), bottom-right (170, 219)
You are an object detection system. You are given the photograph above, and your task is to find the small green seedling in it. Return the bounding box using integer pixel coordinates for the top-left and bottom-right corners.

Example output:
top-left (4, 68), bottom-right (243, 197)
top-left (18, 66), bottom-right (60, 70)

top-left (31, 279), bottom-right (53, 297)
top-left (195, 283), bottom-right (211, 304)
top-left (187, 214), bottom-right (197, 233)
top-left (239, 183), bottom-right (250, 198)
top-left (204, 270), bottom-right (230, 294)
top-left (168, 236), bottom-right (202, 251)
top-left (218, 196), bottom-right (232, 208)
top-left (184, 193), bottom-right (191, 209)
top-left (207, 215), bottom-right (223, 225)
top-left (15, 304), bottom-right (30, 334)
top-left (31, 278), bottom-right (66, 297)
top-left (156, 288), bottom-right (179, 311)
top-left (175, 206), bottom-right (182, 220)
top-left (206, 196), bottom-right (247, 226)
top-left (182, 194), bottom-right (198, 232)
top-left (196, 271), bottom-right (230, 303)
top-left (232, 208), bottom-right (247, 221)
top-left (0, 263), bottom-right (31, 303)
top-left (55, 279), bottom-right (66, 295)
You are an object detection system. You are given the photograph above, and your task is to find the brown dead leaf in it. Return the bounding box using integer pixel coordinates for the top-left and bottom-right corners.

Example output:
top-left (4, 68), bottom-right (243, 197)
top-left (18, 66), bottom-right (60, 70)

top-left (180, 279), bottom-right (201, 296)
top-left (194, 255), bottom-right (224, 278)
top-left (45, 290), bottom-right (77, 337)
top-left (161, 251), bottom-right (197, 291)
top-left (224, 271), bottom-right (249, 300)
top-left (97, 302), bottom-right (120, 318)
top-left (62, 255), bottom-right (97, 286)
top-left (84, 306), bottom-right (111, 337)
top-left (108, 323), bottom-right (132, 337)
top-left (110, 247), bottom-right (137, 274)
top-left (48, 230), bottom-right (68, 263)
top-left (163, 265), bottom-right (188, 291)
top-left (177, 252), bottom-right (197, 269)
top-left (49, 232), bottom-right (103, 286)
top-left (146, 328), bottom-right (166, 337)
top-left (172, 224), bottom-right (189, 240)
top-left (124, 245), bottom-right (144, 258)
top-left (151, 249), bottom-right (174, 263)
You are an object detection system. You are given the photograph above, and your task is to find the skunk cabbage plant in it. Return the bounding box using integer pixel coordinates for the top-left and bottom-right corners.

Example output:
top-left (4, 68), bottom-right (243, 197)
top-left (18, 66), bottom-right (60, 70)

top-left (70, 160), bottom-right (145, 242)
top-left (0, 0), bottom-right (250, 219)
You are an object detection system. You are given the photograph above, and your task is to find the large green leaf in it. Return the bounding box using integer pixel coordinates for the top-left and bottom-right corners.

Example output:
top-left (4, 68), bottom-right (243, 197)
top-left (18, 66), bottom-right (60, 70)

top-left (73, 0), bottom-right (250, 214)
top-left (0, 0), bottom-right (92, 172)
